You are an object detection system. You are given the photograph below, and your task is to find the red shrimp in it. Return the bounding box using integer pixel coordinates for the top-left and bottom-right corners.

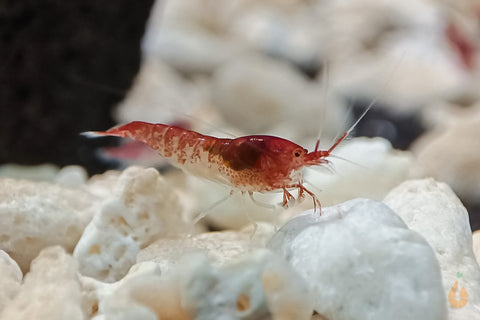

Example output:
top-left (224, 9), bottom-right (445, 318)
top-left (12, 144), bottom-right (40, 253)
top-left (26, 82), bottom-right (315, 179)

top-left (85, 106), bottom-right (371, 212)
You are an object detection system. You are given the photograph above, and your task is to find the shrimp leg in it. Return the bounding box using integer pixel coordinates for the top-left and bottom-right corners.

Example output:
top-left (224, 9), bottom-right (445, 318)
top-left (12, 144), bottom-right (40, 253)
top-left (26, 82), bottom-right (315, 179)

top-left (282, 187), bottom-right (296, 208)
top-left (284, 184), bottom-right (321, 213)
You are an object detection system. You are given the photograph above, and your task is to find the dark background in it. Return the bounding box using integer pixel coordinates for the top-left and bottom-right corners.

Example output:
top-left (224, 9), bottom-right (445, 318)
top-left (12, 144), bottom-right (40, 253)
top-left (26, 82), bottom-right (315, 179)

top-left (0, 0), bottom-right (155, 174)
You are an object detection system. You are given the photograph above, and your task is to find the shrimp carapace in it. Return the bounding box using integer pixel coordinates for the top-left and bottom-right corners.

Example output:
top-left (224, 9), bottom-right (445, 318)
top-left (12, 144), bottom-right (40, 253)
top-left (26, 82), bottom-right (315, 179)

top-left (87, 106), bottom-right (371, 212)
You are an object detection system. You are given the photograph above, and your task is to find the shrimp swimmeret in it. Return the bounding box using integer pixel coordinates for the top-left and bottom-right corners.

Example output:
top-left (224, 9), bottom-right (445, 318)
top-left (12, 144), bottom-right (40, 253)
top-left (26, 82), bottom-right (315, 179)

top-left (85, 105), bottom-right (372, 212)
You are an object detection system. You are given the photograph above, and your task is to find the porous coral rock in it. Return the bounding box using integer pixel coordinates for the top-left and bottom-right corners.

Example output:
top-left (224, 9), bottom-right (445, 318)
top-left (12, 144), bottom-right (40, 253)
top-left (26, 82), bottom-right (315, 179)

top-left (137, 225), bottom-right (275, 273)
top-left (98, 271), bottom-right (189, 320)
top-left (79, 261), bottom-right (163, 319)
top-left (179, 250), bottom-right (313, 320)
top-left (268, 198), bottom-right (447, 320)
top-left (0, 246), bottom-right (84, 320)
top-left (90, 249), bottom-right (312, 320)
top-left (384, 179), bottom-right (480, 319)
top-left (73, 166), bottom-right (187, 282)
top-left (137, 231), bottom-right (251, 273)
top-left (85, 170), bottom-right (122, 199)
top-left (0, 177), bottom-right (98, 272)
top-left (0, 250), bottom-right (22, 313)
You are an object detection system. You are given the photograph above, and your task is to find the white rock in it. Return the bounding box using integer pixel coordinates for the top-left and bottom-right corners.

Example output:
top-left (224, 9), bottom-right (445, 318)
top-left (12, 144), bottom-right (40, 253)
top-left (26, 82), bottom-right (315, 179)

top-left (384, 179), bottom-right (480, 319)
top-left (474, 230), bottom-right (480, 265)
top-left (0, 178), bottom-right (98, 272)
top-left (73, 166), bottom-right (187, 282)
top-left (137, 227), bottom-right (275, 273)
top-left (100, 272), bottom-right (189, 320)
top-left (0, 250), bottom-right (22, 313)
top-left (144, 0), bottom-right (322, 75)
top-left (411, 112), bottom-right (480, 204)
top-left (0, 163), bottom-right (59, 181)
top-left (0, 164), bottom-right (88, 188)
top-left (85, 170), bottom-right (122, 199)
top-left (268, 198), bottom-right (446, 320)
top-left (114, 58), bottom-right (210, 125)
top-left (211, 55), bottom-right (346, 141)
top-left (142, 0), bottom-right (246, 74)
top-left (94, 249), bottom-right (312, 320)
top-left (54, 165), bottom-right (88, 187)
top-left (307, 137), bottom-right (413, 206)
top-left (0, 246), bottom-right (84, 320)
top-left (229, 1), bottom-right (322, 68)
top-left (179, 250), bottom-right (313, 320)
top-left (78, 261), bottom-right (163, 319)
top-left (323, 0), bottom-right (480, 112)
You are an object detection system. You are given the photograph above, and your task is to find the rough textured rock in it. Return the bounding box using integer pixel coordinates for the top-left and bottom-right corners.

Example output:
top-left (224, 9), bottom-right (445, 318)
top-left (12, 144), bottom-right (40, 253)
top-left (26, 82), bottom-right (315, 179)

top-left (0, 177), bottom-right (98, 272)
top-left (179, 250), bottom-right (313, 320)
top-left (84, 248), bottom-right (312, 320)
top-left (137, 226), bottom-right (275, 273)
top-left (384, 179), bottom-right (480, 319)
top-left (0, 250), bottom-right (22, 313)
top-left (85, 170), bottom-right (122, 199)
top-left (73, 166), bottom-right (187, 282)
top-left (0, 246), bottom-right (84, 320)
top-left (79, 261), bottom-right (164, 319)
top-left (268, 198), bottom-right (447, 320)
top-left (98, 268), bottom-right (190, 320)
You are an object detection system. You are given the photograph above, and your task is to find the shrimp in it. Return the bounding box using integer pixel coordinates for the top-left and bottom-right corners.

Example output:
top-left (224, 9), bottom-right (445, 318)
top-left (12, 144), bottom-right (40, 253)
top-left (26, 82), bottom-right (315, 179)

top-left (85, 105), bottom-right (372, 212)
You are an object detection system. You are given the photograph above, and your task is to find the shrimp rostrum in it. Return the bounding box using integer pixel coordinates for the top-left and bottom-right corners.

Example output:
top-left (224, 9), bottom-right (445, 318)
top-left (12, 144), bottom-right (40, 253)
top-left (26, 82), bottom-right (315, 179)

top-left (85, 107), bottom-right (370, 212)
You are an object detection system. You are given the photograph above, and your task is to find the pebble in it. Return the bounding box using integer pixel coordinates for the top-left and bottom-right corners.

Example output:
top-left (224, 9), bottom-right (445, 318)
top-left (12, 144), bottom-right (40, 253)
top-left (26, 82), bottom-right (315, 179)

top-left (384, 178), bottom-right (480, 319)
top-left (268, 198), bottom-right (447, 320)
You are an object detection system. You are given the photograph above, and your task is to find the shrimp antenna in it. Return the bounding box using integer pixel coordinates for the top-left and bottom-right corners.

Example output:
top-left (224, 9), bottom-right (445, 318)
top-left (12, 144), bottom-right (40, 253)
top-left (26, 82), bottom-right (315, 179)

top-left (326, 100), bottom-right (374, 154)
top-left (306, 164), bottom-right (336, 176)
top-left (324, 52), bottom-right (406, 155)
top-left (327, 154), bottom-right (370, 170)
top-left (315, 60), bottom-right (330, 143)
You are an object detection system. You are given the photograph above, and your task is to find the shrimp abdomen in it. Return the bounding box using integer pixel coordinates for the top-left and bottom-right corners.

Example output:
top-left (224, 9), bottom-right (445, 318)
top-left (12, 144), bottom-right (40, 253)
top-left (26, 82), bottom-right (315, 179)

top-left (92, 121), bottom-right (235, 184)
